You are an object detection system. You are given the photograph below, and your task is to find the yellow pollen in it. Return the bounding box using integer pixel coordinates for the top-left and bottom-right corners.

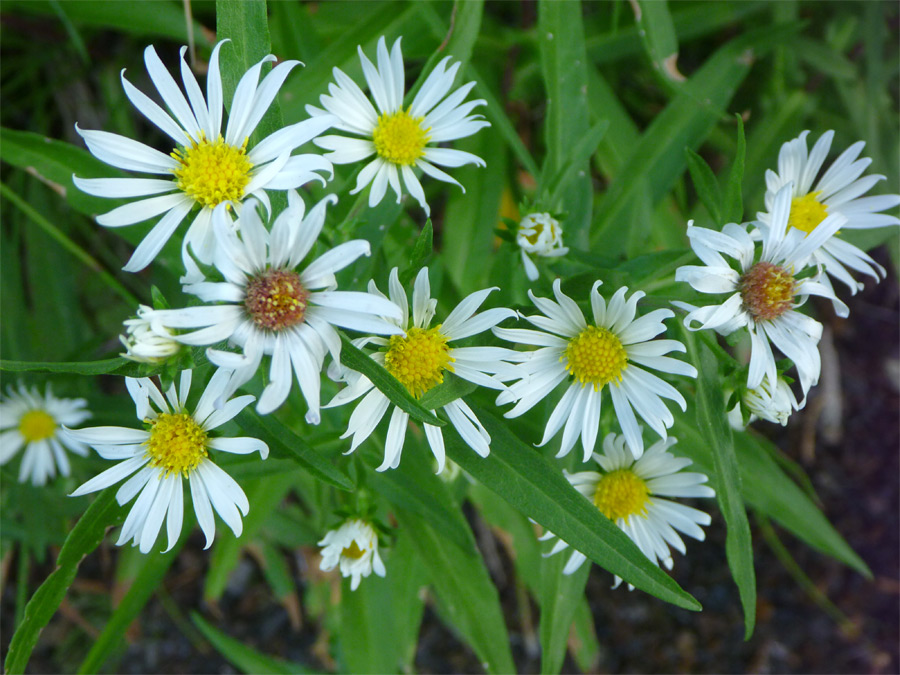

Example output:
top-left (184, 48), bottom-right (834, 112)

top-left (144, 412), bottom-right (208, 477)
top-left (342, 541), bottom-right (366, 559)
top-left (372, 109), bottom-right (429, 166)
top-left (593, 469), bottom-right (650, 523)
top-left (564, 326), bottom-right (628, 390)
top-left (244, 269), bottom-right (309, 332)
top-left (19, 410), bottom-right (56, 442)
top-left (172, 134), bottom-right (252, 208)
top-left (740, 261), bottom-right (796, 321)
top-left (788, 191), bottom-right (828, 235)
top-left (384, 326), bottom-right (454, 398)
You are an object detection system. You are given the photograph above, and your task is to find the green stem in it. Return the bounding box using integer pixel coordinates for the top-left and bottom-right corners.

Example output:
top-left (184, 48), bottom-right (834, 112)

top-left (0, 182), bottom-right (138, 306)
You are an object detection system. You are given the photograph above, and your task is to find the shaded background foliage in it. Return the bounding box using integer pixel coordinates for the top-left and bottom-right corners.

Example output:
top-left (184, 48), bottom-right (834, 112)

top-left (0, 0), bottom-right (897, 673)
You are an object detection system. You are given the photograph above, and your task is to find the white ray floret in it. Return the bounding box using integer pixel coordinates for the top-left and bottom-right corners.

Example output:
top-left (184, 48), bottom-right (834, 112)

top-left (308, 36), bottom-right (490, 217)
top-left (0, 384), bottom-right (91, 486)
top-left (325, 267), bottom-right (517, 473)
top-left (759, 130), bottom-right (900, 299)
top-left (144, 192), bottom-right (403, 420)
top-left (494, 279), bottom-right (697, 460)
top-left (318, 519), bottom-right (386, 591)
top-left (676, 183), bottom-right (846, 400)
top-left (65, 370), bottom-right (268, 554)
top-left (74, 40), bottom-right (336, 273)
top-left (541, 432), bottom-right (714, 589)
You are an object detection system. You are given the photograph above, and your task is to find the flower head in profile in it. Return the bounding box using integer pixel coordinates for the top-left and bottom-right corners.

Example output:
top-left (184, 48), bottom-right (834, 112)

top-left (760, 130), bottom-right (899, 298)
top-left (742, 372), bottom-right (801, 426)
top-left (66, 370), bottom-right (268, 554)
top-left (144, 192), bottom-right (403, 420)
top-left (0, 384), bottom-right (91, 485)
top-left (516, 212), bottom-right (569, 281)
top-left (120, 305), bottom-right (182, 364)
top-left (541, 432), bottom-right (714, 589)
top-left (74, 40), bottom-right (335, 273)
top-left (318, 519), bottom-right (386, 590)
top-left (676, 183), bottom-right (846, 399)
top-left (326, 267), bottom-right (516, 472)
top-left (494, 280), bottom-right (697, 461)
top-left (309, 36), bottom-right (490, 216)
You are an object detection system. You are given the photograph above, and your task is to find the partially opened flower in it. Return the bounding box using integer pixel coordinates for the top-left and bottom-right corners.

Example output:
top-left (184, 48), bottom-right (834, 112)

top-left (541, 432), bottom-right (714, 589)
top-left (74, 40), bottom-right (335, 273)
top-left (742, 372), bottom-right (801, 426)
top-left (760, 130), bottom-right (900, 297)
top-left (516, 212), bottom-right (569, 281)
top-left (318, 519), bottom-right (386, 590)
top-left (326, 267), bottom-right (516, 472)
top-left (0, 384), bottom-right (91, 485)
top-left (676, 183), bottom-right (846, 399)
top-left (120, 305), bottom-right (182, 364)
top-left (66, 370), bottom-right (268, 554)
top-left (309, 36), bottom-right (490, 216)
top-left (144, 192), bottom-right (403, 419)
top-left (494, 280), bottom-right (696, 460)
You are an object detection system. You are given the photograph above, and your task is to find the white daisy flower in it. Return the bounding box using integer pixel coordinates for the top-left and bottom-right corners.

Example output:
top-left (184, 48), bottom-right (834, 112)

top-left (0, 384), bottom-right (91, 486)
top-left (65, 370), bottom-right (268, 554)
top-left (541, 432), bottom-right (714, 589)
top-left (760, 130), bottom-right (900, 297)
top-left (516, 212), bottom-right (569, 281)
top-left (325, 267), bottom-right (517, 473)
top-left (144, 192), bottom-right (403, 420)
top-left (494, 279), bottom-right (697, 461)
top-left (742, 372), bottom-right (801, 426)
top-left (74, 40), bottom-right (335, 273)
top-left (120, 305), bottom-right (182, 364)
top-left (675, 183), bottom-right (846, 399)
top-left (318, 518), bottom-right (386, 591)
top-left (308, 36), bottom-right (490, 217)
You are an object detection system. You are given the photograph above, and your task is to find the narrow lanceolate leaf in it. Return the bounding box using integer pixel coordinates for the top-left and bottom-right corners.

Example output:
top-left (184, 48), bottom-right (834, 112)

top-left (77, 538), bottom-right (185, 674)
top-left (192, 612), bottom-right (310, 675)
top-left (216, 0), bottom-right (283, 142)
top-left (235, 410), bottom-right (354, 491)
top-left (722, 114), bottom-right (746, 224)
top-left (5, 489), bottom-right (123, 675)
top-left (395, 507), bottom-right (516, 674)
top-left (1, 357), bottom-right (134, 376)
top-left (690, 338), bottom-right (756, 638)
top-left (446, 407), bottom-right (702, 611)
top-left (338, 334), bottom-right (445, 427)
top-left (685, 148), bottom-right (722, 224)
top-left (401, 219), bottom-right (434, 285)
top-left (539, 550), bottom-right (591, 675)
top-left (632, 0), bottom-right (683, 83)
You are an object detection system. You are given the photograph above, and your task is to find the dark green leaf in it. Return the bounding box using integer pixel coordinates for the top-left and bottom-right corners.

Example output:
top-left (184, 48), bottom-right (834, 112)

top-left (539, 550), bottom-right (590, 675)
top-left (722, 114), bottom-right (746, 224)
top-left (685, 147), bottom-right (722, 224)
top-left (192, 612), bottom-right (310, 674)
top-left (418, 372), bottom-right (478, 412)
top-left (401, 219), bottom-right (433, 285)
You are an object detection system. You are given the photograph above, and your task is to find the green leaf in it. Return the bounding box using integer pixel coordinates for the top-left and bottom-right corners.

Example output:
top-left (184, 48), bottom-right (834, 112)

top-left (234, 410), bottom-right (354, 491)
top-left (78, 542), bottom-right (183, 674)
top-left (192, 612), bottom-right (310, 674)
top-left (543, 120), bottom-right (610, 208)
top-left (446, 406), bottom-right (701, 610)
top-left (722, 114), bottom-right (746, 223)
top-left (338, 333), bottom-right (445, 427)
top-left (0, 357), bottom-right (130, 376)
top-left (5, 489), bottom-right (123, 675)
top-left (685, 147), bottom-right (722, 224)
top-left (689, 338), bottom-right (756, 638)
top-left (204, 473), bottom-right (295, 602)
top-left (418, 372), bottom-right (478, 412)
top-left (401, 219), bottom-right (433, 285)
top-left (539, 550), bottom-right (591, 675)
top-left (633, 0), bottom-right (683, 83)
top-left (395, 506), bottom-right (516, 674)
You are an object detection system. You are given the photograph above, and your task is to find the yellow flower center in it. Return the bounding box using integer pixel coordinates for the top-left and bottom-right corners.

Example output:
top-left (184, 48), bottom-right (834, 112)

top-left (740, 261), bottom-right (796, 321)
top-left (564, 326), bottom-right (628, 390)
top-left (144, 412), bottom-right (208, 477)
top-left (342, 540), bottom-right (366, 559)
top-left (788, 192), bottom-right (828, 235)
top-left (372, 109), bottom-right (429, 166)
top-left (593, 469), bottom-right (650, 523)
top-left (19, 410), bottom-right (56, 442)
top-left (172, 134), bottom-right (252, 208)
top-left (384, 326), bottom-right (454, 398)
top-left (244, 269), bottom-right (309, 332)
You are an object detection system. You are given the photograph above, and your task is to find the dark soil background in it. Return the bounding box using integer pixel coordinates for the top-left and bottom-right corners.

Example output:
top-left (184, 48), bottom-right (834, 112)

top-left (2, 250), bottom-right (897, 674)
